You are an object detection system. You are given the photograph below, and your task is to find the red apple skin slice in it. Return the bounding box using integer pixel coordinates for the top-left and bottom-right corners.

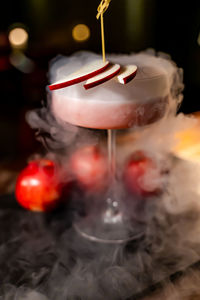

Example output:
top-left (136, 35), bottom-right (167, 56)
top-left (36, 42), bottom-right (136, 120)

top-left (84, 64), bottom-right (121, 90)
top-left (117, 65), bottom-right (137, 84)
top-left (49, 60), bottom-right (110, 91)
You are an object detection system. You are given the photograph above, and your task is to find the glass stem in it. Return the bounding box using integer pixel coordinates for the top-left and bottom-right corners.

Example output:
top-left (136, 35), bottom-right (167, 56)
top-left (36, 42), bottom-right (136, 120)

top-left (106, 129), bottom-right (120, 217)
top-left (107, 129), bottom-right (116, 185)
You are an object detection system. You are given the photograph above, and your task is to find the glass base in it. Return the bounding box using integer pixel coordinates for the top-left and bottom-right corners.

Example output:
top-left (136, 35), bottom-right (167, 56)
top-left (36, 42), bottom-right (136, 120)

top-left (74, 223), bottom-right (144, 244)
top-left (73, 204), bottom-right (145, 244)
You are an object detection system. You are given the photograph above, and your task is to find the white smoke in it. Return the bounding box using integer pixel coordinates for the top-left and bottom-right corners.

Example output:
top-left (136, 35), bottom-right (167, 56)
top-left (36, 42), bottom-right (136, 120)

top-left (5, 51), bottom-right (200, 299)
top-left (1, 113), bottom-right (200, 299)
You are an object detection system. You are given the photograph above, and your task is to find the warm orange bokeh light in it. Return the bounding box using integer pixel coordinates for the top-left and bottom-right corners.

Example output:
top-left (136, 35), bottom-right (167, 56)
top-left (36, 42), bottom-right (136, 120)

top-left (72, 24), bottom-right (90, 42)
top-left (8, 27), bottom-right (28, 48)
top-left (173, 113), bottom-right (200, 162)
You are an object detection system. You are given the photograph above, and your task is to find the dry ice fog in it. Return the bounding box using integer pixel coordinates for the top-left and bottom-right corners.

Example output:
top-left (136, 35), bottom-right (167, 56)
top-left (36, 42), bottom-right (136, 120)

top-left (2, 51), bottom-right (200, 300)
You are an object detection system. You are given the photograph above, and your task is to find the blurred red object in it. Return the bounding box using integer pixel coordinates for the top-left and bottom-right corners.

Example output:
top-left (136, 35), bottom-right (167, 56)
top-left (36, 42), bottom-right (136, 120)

top-left (0, 55), bottom-right (11, 71)
top-left (15, 159), bottom-right (63, 212)
top-left (70, 145), bottom-right (108, 192)
top-left (124, 151), bottom-right (161, 197)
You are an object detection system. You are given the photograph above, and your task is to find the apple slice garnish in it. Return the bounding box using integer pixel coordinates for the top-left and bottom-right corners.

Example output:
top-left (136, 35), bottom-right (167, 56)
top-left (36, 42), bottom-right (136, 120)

top-left (84, 64), bottom-right (121, 90)
top-left (49, 60), bottom-right (110, 91)
top-left (116, 65), bottom-right (137, 84)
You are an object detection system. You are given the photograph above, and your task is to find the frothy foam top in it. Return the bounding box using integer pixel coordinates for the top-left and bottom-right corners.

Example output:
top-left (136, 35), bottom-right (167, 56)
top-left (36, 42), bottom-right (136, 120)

top-left (49, 51), bottom-right (183, 103)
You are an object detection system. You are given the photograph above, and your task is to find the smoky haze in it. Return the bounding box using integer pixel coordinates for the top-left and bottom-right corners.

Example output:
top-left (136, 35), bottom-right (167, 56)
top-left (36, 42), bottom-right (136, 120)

top-left (3, 51), bottom-right (200, 299)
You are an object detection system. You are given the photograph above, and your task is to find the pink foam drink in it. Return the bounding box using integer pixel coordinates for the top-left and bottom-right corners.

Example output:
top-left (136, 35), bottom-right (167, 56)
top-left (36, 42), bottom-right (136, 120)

top-left (50, 52), bottom-right (182, 129)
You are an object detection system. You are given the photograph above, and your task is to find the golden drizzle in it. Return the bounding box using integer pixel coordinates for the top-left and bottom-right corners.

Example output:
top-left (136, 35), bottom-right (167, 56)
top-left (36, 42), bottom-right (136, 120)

top-left (96, 0), bottom-right (111, 62)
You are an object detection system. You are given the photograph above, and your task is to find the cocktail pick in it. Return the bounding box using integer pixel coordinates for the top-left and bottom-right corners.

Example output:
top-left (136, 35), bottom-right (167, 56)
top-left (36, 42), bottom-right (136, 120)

top-left (96, 0), bottom-right (112, 62)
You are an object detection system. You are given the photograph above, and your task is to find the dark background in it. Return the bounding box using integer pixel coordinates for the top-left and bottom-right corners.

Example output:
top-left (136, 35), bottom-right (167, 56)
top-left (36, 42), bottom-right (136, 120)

top-left (0, 0), bottom-right (200, 163)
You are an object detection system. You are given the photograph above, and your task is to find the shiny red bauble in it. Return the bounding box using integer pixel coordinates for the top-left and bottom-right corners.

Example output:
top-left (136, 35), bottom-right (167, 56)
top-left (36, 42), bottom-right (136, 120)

top-left (15, 159), bottom-right (62, 212)
top-left (70, 145), bottom-right (108, 192)
top-left (124, 151), bottom-right (161, 197)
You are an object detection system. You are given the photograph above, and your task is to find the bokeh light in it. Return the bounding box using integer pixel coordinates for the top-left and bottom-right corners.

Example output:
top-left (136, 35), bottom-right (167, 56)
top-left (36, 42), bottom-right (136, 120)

top-left (197, 32), bottom-right (200, 46)
top-left (10, 51), bottom-right (34, 73)
top-left (8, 27), bottom-right (28, 48)
top-left (72, 24), bottom-right (90, 42)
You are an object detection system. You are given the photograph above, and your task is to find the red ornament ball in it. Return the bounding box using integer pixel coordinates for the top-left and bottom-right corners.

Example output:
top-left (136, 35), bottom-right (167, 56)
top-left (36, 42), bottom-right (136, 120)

top-left (15, 159), bottom-right (62, 212)
top-left (124, 151), bottom-right (162, 197)
top-left (70, 145), bottom-right (108, 192)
